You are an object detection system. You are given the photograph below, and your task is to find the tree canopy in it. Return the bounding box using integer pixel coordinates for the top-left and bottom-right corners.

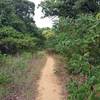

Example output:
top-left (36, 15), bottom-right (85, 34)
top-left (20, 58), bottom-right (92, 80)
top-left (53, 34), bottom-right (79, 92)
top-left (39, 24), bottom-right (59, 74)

top-left (0, 0), bottom-right (38, 34)
top-left (0, 0), bottom-right (43, 54)
top-left (40, 0), bottom-right (100, 18)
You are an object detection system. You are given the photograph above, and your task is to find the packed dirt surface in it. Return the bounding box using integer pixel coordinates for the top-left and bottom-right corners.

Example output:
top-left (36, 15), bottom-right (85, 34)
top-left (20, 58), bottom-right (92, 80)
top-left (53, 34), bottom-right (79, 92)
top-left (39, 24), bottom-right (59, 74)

top-left (36, 55), bottom-right (63, 100)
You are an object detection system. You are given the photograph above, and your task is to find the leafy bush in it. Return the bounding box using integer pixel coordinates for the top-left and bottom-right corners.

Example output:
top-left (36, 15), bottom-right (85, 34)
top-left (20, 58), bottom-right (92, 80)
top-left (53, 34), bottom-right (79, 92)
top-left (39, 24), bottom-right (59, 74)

top-left (46, 15), bottom-right (100, 100)
top-left (0, 26), bottom-right (39, 54)
top-left (67, 80), bottom-right (95, 100)
top-left (0, 73), bottom-right (12, 84)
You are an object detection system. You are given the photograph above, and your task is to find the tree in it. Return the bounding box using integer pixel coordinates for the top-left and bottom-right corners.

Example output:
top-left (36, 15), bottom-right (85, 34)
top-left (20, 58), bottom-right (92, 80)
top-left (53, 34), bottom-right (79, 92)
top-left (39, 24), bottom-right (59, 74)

top-left (0, 0), bottom-right (43, 53)
top-left (40, 0), bottom-right (100, 18)
top-left (0, 0), bottom-right (38, 34)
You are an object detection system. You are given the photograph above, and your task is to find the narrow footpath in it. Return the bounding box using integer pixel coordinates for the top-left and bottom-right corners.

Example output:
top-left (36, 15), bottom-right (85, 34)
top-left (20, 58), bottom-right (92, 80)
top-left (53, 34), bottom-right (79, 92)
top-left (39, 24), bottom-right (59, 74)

top-left (36, 55), bottom-right (63, 100)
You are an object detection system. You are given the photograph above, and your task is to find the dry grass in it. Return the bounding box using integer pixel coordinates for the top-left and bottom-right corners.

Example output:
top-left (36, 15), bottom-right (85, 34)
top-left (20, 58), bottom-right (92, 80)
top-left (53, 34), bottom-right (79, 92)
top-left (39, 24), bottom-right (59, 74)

top-left (0, 51), bottom-right (47, 100)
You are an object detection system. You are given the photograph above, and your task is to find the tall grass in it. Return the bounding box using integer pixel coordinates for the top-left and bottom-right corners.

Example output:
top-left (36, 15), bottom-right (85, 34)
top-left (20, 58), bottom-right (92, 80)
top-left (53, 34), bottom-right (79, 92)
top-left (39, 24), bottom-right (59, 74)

top-left (0, 52), bottom-right (32, 98)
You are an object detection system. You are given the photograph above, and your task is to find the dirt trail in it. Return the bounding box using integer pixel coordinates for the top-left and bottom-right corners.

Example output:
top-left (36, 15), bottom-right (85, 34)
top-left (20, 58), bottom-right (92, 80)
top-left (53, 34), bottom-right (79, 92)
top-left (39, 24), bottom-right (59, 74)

top-left (36, 55), bottom-right (63, 100)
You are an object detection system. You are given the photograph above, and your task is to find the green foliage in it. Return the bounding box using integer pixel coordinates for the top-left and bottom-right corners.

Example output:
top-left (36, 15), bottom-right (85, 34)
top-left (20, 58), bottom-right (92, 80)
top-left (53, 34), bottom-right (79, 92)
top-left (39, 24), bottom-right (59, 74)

top-left (0, 0), bottom-right (38, 34)
top-left (42, 28), bottom-right (54, 39)
top-left (0, 0), bottom-right (44, 54)
top-left (0, 54), bottom-right (10, 88)
top-left (0, 26), bottom-right (39, 53)
top-left (46, 15), bottom-right (100, 99)
top-left (67, 80), bottom-right (95, 100)
top-left (0, 73), bottom-right (12, 84)
top-left (40, 0), bottom-right (100, 18)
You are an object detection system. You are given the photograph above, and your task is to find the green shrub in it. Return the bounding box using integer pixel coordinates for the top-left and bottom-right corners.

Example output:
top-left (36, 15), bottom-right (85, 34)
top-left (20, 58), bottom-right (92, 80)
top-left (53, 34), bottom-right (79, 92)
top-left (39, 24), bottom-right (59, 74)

top-left (0, 26), bottom-right (39, 54)
top-left (67, 80), bottom-right (94, 100)
top-left (0, 52), bottom-right (33, 98)
top-left (0, 73), bottom-right (12, 84)
top-left (47, 15), bottom-right (100, 100)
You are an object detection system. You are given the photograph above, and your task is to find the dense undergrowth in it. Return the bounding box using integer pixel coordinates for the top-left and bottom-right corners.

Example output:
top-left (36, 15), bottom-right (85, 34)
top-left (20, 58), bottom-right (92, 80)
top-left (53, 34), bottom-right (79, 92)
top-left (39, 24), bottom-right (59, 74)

top-left (40, 1), bottom-right (100, 99)
top-left (0, 26), bottom-right (40, 54)
top-left (46, 15), bottom-right (100, 100)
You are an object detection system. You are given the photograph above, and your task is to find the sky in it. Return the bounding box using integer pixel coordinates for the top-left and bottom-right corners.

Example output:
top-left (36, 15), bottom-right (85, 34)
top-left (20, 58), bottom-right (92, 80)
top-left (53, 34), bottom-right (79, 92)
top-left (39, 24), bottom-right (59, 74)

top-left (29, 0), bottom-right (53, 28)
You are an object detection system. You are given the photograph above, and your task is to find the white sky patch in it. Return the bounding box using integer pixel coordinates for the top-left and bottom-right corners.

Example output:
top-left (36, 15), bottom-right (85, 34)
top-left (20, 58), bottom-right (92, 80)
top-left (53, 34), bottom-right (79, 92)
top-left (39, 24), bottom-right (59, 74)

top-left (29, 0), bottom-right (53, 28)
